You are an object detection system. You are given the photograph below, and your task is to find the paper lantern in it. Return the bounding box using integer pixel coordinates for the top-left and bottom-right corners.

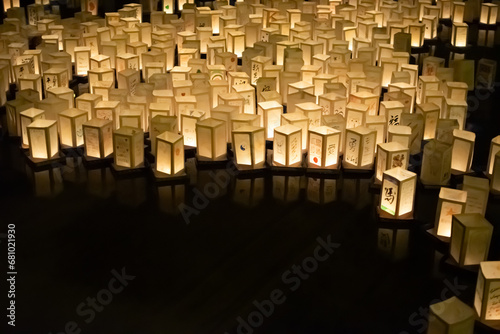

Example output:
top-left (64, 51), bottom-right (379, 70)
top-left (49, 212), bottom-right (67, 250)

top-left (480, 3), bottom-right (498, 24)
top-left (436, 119), bottom-right (459, 145)
top-left (232, 126), bottom-right (266, 169)
top-left (445, 82), bottom-right (468, 101)
top-left (380, 101), bottom-right (404, 128)
top-left (451, 22), bottom-right (468, 47)
top-left (380, 167), bottom-right (416, 217)
top-left (435, 187), bottom-right (467, 237)
top-left (409, 23), bottom-right (425, 47)
top-left (149, 115), bottom-right (176, 155)
top-left (428, 297), bottom-right (475, 334)
top-left (180, 109), bottom-right (205, 147)
top-left (366, 115), bottom-right (387, 151)
top-left (257, 101), bottom-right (283, 140)
top-left (93, 81), bottom-right (114, 102)
top-left (421, 140), bottom-right (453, 186)
top-left (345, 102), bottom-right (369, 129)
top-left (450, 213), bottom-right (493, 267)
top-left (75, 93), bottom-right (102, 120)
top-left (94, 101), bottom-right (121, 129)
top-left (74, 47), bottom-right (91, 76)
top-left (233, 84), bottom-right (256, 115)
top-left (119, 109), bottom-right (143, 130)
top-left (308, 126), bottom-right (341, 169)
top-left (117, 69), bottom-right (140, 94)
top-left (318, 93), bottom-right (347, 117)
top-left (387, 125), bottom-right (412, 149)
top-left (251, 56), bottom-right (272, 85)
top-left (273, 124), bottom-right (302, 167)
top-left (88, 68), bottom-right (115, 93)
top-left (295, 102), bottom-right (322, 129)
top-left (322, 114), bottom-right (346, 155)
top-left (475, 262), bottom-right (500, 321)
top-left (487, 135), bottom-right (500, 176)
top-left (27, 119), bottom-right (59, 160)
top-left (490, 152), bottom-right (500, 193)
top-left (155, 131), bottom-right (184, 176)
top-left (196, 118), bottom-right (227, 161)
top-left (47, 87), bottom-right (74, 109)
top-left (376, 142), bottom-right (409, 183)
top-left (417, 75), bottom-right (440, 104)
top-left (82, 118), bottom-right (113, 159)
top-left (43, 68), bottom-right (68, 95)
top-left (6, 99), bottom-right (34, 137)
top-left (344, 126), bottom-right (376, 169)
top-left (19, 108), bottom-right (45, 148)
top-left (462, 176), bottom-right (489, 216)
top-left (282, 113), bottom-right (308, 150)
top-left (58, 108), bottom-right (88, 148)
top-left (113, 126), bottom-right (144, 168)
top-left (445, 99), bottom-right (468, 130)
top-left (451, 129), bottom-right (475, 173)
top-left (416, 103), bottom-right (440, 140)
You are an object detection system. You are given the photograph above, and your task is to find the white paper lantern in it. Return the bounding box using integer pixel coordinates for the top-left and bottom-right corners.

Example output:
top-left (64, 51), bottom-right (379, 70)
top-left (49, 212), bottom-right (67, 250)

top-left (435, 187), bottom-right (467, 238)
top-left (380, 167), bottom-right (416, 218)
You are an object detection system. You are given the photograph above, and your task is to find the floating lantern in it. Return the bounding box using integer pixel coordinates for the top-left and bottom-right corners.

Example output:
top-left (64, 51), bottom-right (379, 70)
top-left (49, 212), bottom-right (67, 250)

top-left (58, 108), bottom-right (88, 148)
top-left (113, 126), bottom-right (144, 168)
top-left (450, 214), bottom-right (493, 267)
top-left (475, 261), bottom-right (500, 321)
top-left (232, 125), bottom-right (266, 169)
top-left (344, 126), bottom-right (376, 169)
top-left (380, 167), bottom-right (416, 218)
top-left (273, 124), bottom-right (302, 167)
top-left (282, 113), bottom-right (309, 150)
top-left (451, 22), bottom-right (468, 47)
top-left (180, 109), bottom-right (205, 147)
top-left (435, 187), bottom-right (467, 237)
top-left (27, 119), bottom-right (59, 160)
top-left (196, 118), bottom-right (227, 161)
top-left (416, 102), bottom-right (440, 140)
top-left (308, 126), bottom-right (341, 169)
top-left (155, 131), bottom-right (185, 176)
top-left (257, 101), bottom-right (283, 140)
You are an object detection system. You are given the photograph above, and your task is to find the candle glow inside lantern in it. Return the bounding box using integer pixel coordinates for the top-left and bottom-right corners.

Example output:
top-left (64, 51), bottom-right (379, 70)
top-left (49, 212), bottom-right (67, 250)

top-left (480, 3), bottom-right (498, 24)
top-left (156, 131), bottom-right (185, 176)
top-left (257, 101), bottom-right (283, 140)
top-left (344, 126), bottom-right (376, 169)
top-left (376, 142), bottom-right (409, 183)
top-left (308, 126), bottom-right (341, 169)
top-left (451, 129), bottom-right (475, 173)
top-left (94, 101), bottom-right (121, 129)
top-left (435, 187), bottom-right (467, 238)
top-left (58, 108), bottom-right (88, 148)
top-left (463, 176), bottom-right (489, 216)
top-left (487, 135), bottom-right (500, 176)
top-left (196, 118), bottom-right (227, 161)
top-left (113, 126), bottom-right (144, 168)
top-left (417, 102), bottom-right (440, 140)
top-left (421, 139), bottom-right (453, 186)
top-left (273, 124), bottom-right (302, 167)
top-left (428, 297), bottom-right (475, 334)
top-left (296, 102), bottom-right (322, 129)
top-left (19, 108), bottom-right (45, 148)
top-left (445, 98), bottom-right (468, 130)
top-left (451, 22), bottom-right (468, 47)
top-left (27, 119), bottom-right (59, 160)
top-left (282, 113), bottom-right (309, 150)
top-left (450, 213), bottom-right (493, 267)
top-left (76, 93), bottom-right (102, 120)
top-left (380, 167), bottom-right (417, 218)
top-left (180, 109), bottom-right (205, 147)
top-left (475, 261), bottom-right (500, 321)
top-left (232, 126), bottom-right (266, 169)
top-left (82, 118), bottom-right (113, 159)
top-left (74, 47), bottom-right (91, 76)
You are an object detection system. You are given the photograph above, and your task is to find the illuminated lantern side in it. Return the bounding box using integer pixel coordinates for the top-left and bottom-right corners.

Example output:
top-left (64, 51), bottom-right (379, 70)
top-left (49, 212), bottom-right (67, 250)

top-left (445, 98), bottom-right (468, 130)
top-left (212, 105), bottom-right (240, 143)
top-left (296, 102), bottom-right (323, 130)
top-left (480, 3), bottom-right (498, 24)
top-left (119, 109), bottom-right (143, 131)
top-left (343, 126), bottom-right (376, 169)
top-left (416, 102), bottom-right (440, 140)
top-left (196, 118), bottom-right (227, 161)
top-left (156, 131), bottom-right (185, 176)
top-left (450, 214), bottom-right (493, 267)
top-left (308, 126), bottom-right (341, 169)
top-left (58, 108), bottom-right (88, 148)
top-left (376, 142), bottom-right (409, 183)
top-left (18, 74), bottom-right (42, 100)
top-left (421, 140), bottom-right (453, 186)
top-left (451, 22), bottom-right (468, 47)
top-left (435, 187), bottom-right (467, 238)
top-left (475, 261), bottom-right (500, 321)
top-left (487, 135), bottom-right (500, 176)
top-left (282, 113), bottom-right (309, 150)
top-left (232, 126), bottom-right (266, 169)
top-left (75, 93), bottom-right (102, 120)
top-left (417, 75), bottom-right (440, 105)
top-left (451, 129), bottom-right (475, 173)
top-left (19, 108), bottom-right (45, 148)
top-left (257, 101), bottom-right (283, 140)
top-left (345, 102), bottom-right (368, 129)
top-left (27, 119), bottom-right (59, 160)
top-left (322, 114), bottom-right (346, 155)
top-left (380, 167), bottom-right (416, 217)
top-left (94, 101), bottom-right (121, 129)
top-left (428, 297), bottom-right (475, 333)
top-left (150, 115), bottom-right (177, 156)
top-left (366, 115), bottom-right (386, 151)
top-left (47, 87), bottom-right (75, 109)
top-left (491, 152), bottom-right (500, 193)
top-left (74, 47), bottom-right (91, 76)
top-left (113, 126), bottom-right (144, 168)
top-left (387, 125), bottom-right (412, 149)
top-left (273, 124), bottom-right (302, 167)
top-left (180, 109), bottom-right (205, 147)
top-left (463, 176), bottom-right (489, 216)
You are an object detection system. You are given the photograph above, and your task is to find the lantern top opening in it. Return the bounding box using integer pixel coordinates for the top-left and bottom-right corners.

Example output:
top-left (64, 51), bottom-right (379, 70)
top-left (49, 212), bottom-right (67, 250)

top-left (480, 261), bottom-right (500, 279)
top-left (439, 187), bottom-right (467, 202)
top-left (28, 119), bottom-right (56, 128)
top-left (310, 126), bottom-right (340, 136)
top-left (429, 296), bottom-right (475, 323)
top-left (383, 167), bottom-right (416, 181)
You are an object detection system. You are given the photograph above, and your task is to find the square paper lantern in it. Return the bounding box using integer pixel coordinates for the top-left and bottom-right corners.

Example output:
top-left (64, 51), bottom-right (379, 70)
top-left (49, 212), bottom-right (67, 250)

top-left (376, 142), bottom-right (409, 183)
top-left (196, 118), bottom-right (227, 161)
top-left (475, 261), bottom-right (500, 321)
top-left (58, 108), bottom-right (88, 148)
top-left (296, 102), bottom-right (322, 129)
top-left (480, 3), bottom-right (498, 24)
top-left (47, 87), bottom-right (75, 109)
top-left (119, 110), bottom-right (143, 130)
top-left (435, 187), bottom-right (467, 237)
top-left (450, 214), bottom-right (493, 267)
top-left (387, 125), bottom-right (412, 149)
top-left (180, 109), bottom-right (205, 147)
top-left (94, 101), bottom-right (121, 129)
top-left (366, 115), bottom-right (387, 150)
top-left (344, 126), bottom-right (376, 169)
top-left (150, 115), bottom-right (177, 156)
top-left (416, 102), bottom-right (440, 140)
top-left (113, 126), bottom-right (144, 168)
top-left (74, 47), bottom-right (91, 76)
top-left (417, 75), bottom-right (440, 105)
top-left (428, 297), bottom-right (475, 334)
top-left (451, 23), bottom-right (468, 47)
top-left (380, 101), bottom-right (404, 127)
top-left (451, 129), bottom-right (475, 173)
top-left (349, 91), bottom-right (379, 116)
top-left (346, 102), bottom-right (368, 129)
top-left (232, 126), bottom-right (266, 169)
top-left (19, 108), bottom-right (45, 148)
top-left (282, 113), bottom-right (309, 150)
top-left (445, 99), bottom-right (468, 130)
top-left (156, 131), bottom-right (184, 176)
top-left (27, 119), bottom-right (59, 160)
top-left (76, 93), bottom-right (102, 120)
top-left (487, 135), bottom-right (500, 176)
top-left (380, 167), bottom-right (417, 217)
top-left (463, 176), bottom-right (489, 216)
top-left (308, 126), bottom-right (341, 169)
top-left (421, 140), bottom-right (453, 186)
top-left (82, 119), bottom-right (113, 159)
top-left (257, 101), bottom-right (283, 140)
top-left (273, 124), bottom-right (302, 167)
top-left (445, 82), bottom-right (468, 101)
top-left (43, 67), bottom-right (68, 94)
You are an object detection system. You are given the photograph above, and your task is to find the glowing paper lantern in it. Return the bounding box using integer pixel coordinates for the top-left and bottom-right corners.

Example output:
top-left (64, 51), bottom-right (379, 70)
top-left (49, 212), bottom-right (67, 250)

top-left (196, 118), bottom-right (227, 161)
top-left (47, 87), bottom-right (74, 109)
top-left (387, 125), bottom-right (411, 149)
top-left (119, 109), bottom-right (143, 130)
top-left (296, 102), bottom-right (322, 129)
top-left (445, 82), bottom-right (468, 101)
top-left (273, 124), bottom-right (302, 167)
top-left (380, 101), bottom-right (404, 127)
top-left (113, 126), bottom-right (144, 168)
top-left (257, 101), bottom-right (283, 140)
top-left (451, 129), bottom-right (475, 173)
top-left (75, 93), bottom-right (102, 120)
top-left (94, 101), bottom-right (121, 129)
top-left (376, 142), bottom-right (409, 183)
top-left (475, 261), bottom-right (500, 321)
top-left (232, 126), bottom-right (266, 169)
top-left (487, 135), bottom-right (500, 176)
top-left (480, 3), bottom-right (498, 24)
top-left (19, 108), bottom-right (45, 148)
top-left (450, 214), bottom-right (493, 267)
top-left (345, 102), bottom-right (368, 129)
top-left (58, 108), bottom-right (88, 148)
top-left (428, 297), bottom-right (475, 334)
top-left (416, 103), bottom-right (440, 140)
top-left (445, 99), bottom-right (468, 130)
top-left (180, 109), bottom-right (205, 147)
top-left (308, 126), bottom-right (341, 169)
top-left (74, 47), bottom-right (91, 76)
top-left (155, 131), bottom-right (184, 176)
top-left (421, 140), bottom-right (453, 186)
top-left (43, 68), bottom-right (68, 95)
top-left (451, 22), bottom-right (468, 47)
top-left (435, 187), bottom-right (467, 237)
top-left (462, 176), bottom-right (489, 216)
top-left (380, 167), bottom-right (416, 218)
top-left (27, 119), bottom-right (59, 160)
top-left (344, 126), bottom-right (376, 169)
top-left (282, 113), bottom-right (309, 150)
top-left (417, 75), bottom-right (440, 105)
